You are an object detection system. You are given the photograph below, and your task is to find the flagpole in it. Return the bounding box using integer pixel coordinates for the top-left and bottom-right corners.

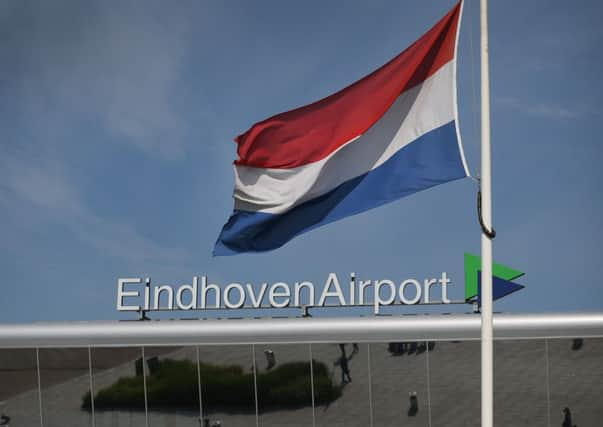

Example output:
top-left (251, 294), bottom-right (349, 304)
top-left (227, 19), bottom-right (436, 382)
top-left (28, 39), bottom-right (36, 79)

top-left (479, 0), bottom-right (494, 426)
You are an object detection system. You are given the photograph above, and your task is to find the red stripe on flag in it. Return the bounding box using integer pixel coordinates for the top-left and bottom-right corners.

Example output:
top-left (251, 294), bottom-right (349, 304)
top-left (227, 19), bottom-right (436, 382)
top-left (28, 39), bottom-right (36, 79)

top-left (235, 2), bottom-right (461, 169)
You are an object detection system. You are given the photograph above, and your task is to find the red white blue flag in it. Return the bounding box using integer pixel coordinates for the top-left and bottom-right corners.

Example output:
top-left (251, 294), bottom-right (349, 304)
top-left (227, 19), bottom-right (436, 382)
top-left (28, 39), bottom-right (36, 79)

top-left (215, 2), bottom-right (468, 255)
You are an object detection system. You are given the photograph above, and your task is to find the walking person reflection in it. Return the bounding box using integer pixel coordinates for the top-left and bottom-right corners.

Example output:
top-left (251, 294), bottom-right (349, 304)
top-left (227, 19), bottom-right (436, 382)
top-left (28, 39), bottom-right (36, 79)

top-left (562, 407), bottom-right (576, 427)
top-left (408, 392), bottom-right (418, 416)
top-left (264, 349), bottom-right (276, 370)
top-left (336, 353), bottom-right (352, 384)
top-left (335, 344), bottom-right (352, 384)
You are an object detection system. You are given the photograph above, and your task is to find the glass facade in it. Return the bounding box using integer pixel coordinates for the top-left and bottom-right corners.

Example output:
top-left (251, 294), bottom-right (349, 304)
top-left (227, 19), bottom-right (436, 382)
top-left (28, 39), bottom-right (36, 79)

top-left (428, 341), bottom-right (480, 427)
top-left (91, 347), bottom-right (146, 427)
top-left (255, 343), bottom-right (313, 427)
top-left (493, 340), bottom-right (548, 427)
top-left (0, 348), bottom-right (40, 426)
top-left (548, 338), bottom-right (603, 426)
top-left (0, 338), bottom-right (601, 426)
top-left (370, 341), bottom-right (429, 427)
top-left (312, 343), bottom-right (371, 427)
top-left (144, 346), bottom-right (199, 427)
top-left (197, 344), bottom-right (256, 427)
top-left (38, 348), bottom-right (93, 427)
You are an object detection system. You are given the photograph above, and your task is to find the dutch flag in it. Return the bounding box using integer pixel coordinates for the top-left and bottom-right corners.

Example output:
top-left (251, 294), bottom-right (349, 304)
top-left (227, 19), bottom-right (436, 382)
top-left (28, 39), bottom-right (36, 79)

top-left (215, 2), bottom-right (469, 256)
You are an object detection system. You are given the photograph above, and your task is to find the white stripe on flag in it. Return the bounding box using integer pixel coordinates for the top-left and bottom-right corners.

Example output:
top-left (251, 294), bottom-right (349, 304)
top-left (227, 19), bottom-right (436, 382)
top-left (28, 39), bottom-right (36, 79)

top-left (234, 61), bottom-right (456, 215)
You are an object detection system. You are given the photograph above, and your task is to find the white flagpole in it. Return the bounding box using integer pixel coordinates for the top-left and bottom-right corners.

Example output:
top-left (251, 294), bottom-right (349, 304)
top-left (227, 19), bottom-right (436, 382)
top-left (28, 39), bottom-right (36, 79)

top-left (479, 0), bottom-right (494, 426)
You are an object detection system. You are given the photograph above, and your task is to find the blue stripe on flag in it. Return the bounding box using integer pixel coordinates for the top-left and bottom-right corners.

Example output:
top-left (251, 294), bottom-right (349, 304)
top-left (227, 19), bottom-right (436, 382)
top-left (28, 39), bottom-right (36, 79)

top-left (214, 121), bottom-right (466, 255)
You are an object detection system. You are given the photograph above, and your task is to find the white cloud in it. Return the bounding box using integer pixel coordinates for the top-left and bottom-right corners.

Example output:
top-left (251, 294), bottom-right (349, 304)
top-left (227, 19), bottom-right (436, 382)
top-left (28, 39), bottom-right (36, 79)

top-left (1, 0), bottom-right (194, 159)
top-left (496, 97), bottom-right (582, 119)
top-left (0, 154), bottom-right (188, 264)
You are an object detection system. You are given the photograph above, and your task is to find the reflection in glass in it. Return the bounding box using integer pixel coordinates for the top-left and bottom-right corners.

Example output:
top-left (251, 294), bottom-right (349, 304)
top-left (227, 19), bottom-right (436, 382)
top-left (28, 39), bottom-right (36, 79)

top-left (428, 341), bottom-right (480, 427)
top-left (312, 343), bottom-right (370, 427)
top-left (38, 348), bottom-right (93, 427)
top-left (548, 338), bottom-right (603, 427)
top-left (197, 345), bottom-right (257, 427)
top-left (0, 349), bottom-right (40, 426)
top-left (370, 341), bottom-right (429, 427)
top-left (90, 347), bottom-right (147, 427)
top-left (493, 340), bottom-right (547, 426)
top-left (144, 346), bottom-right (201, 426)
top-left (254, 344), bottom-right (313, 427)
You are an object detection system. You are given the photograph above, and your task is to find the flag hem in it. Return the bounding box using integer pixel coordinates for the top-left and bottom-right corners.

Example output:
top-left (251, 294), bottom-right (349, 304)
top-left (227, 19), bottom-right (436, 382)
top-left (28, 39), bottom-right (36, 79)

top-left (453, 0), bottom-right (471, 178)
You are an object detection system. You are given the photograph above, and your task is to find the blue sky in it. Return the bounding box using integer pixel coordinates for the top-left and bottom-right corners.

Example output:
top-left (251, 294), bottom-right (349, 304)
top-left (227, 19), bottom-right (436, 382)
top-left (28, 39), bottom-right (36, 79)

top-left (1, 0), bottom-right (601, 323)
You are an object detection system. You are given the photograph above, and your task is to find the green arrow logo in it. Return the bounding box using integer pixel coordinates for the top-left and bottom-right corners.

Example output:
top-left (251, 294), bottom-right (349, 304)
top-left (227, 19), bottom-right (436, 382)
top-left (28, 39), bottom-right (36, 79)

top-left (464, 253), bottom-right (525, 301)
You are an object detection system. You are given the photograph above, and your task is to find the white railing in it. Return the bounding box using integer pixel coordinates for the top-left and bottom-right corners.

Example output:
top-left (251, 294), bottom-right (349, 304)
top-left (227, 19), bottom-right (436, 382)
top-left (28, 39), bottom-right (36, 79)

top-left (1, 312), bottom-right (602, 348)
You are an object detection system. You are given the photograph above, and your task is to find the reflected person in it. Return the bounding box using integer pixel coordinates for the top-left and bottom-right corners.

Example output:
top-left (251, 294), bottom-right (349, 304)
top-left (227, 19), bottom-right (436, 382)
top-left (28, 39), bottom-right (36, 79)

top-left (335, 354), bottom-right (352, 384)
top-left (562, 407), bottom-right (576, 427)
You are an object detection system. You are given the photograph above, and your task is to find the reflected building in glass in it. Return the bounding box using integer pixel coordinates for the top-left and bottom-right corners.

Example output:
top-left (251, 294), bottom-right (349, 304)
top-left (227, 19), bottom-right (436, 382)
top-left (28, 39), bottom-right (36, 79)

top-left (0, 318), bottom-right (602, 427)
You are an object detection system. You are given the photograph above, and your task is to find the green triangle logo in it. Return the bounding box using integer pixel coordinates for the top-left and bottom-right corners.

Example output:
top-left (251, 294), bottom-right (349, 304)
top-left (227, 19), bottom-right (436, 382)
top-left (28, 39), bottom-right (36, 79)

top-left (464, 253), bottom-right (524, 301)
